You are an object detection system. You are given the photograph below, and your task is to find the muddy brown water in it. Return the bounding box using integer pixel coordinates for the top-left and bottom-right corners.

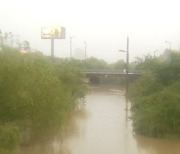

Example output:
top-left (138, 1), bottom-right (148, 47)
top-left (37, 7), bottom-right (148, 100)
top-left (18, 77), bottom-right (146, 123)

top-left (18, 87), bottom-right (180, 154)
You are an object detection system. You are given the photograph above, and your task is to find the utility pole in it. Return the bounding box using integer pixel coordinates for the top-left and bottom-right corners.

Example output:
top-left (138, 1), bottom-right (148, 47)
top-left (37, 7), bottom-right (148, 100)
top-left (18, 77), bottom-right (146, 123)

top-left (0, 30), bottom-right (3, 48)
top-left (70, 36), bottom-right (75, 58)
top-left (126, 36), bottom-right (129, 95)
top-left (70, 37), bottom-right (72, 58)
top-left (153, 50), bottom-right (158, 58)
top-left (84, 41), bottom-right (87, 59)
top-left (118, 36), bottom-right (129, 96)
top-left (165, 41), bottom-right (172, 50)
top-left (51, 38), bottom-right (54, 60)
top-left (118, 36), bottom-right (129, 111)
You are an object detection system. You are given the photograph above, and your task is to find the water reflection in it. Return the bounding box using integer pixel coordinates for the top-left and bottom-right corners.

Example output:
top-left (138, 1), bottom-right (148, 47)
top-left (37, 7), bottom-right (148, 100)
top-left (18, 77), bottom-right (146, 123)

top-left (133, 134), bottom-right (180, 154)
top-left (17, 105), bottom-right (87, 154)
top-left (18, 87), bottom-right (180, 154)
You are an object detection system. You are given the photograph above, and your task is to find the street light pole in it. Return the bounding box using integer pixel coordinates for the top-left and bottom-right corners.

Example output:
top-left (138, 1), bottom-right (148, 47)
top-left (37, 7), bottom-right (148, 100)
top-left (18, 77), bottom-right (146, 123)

top-left (70, 36), bottom-right (72, 58)
top-left (118, 36), bottom-right (129, 96)
top-left (51, 38), bottom-right (54, 60)
top-left (0, 30), bottom-right (3, 48)
top-left (126, 36), bottom-right (129, 95)
top-left (153, 50), bottom-right (158, 58)
top-left (84, 41), bottom-right (87, 59)
top-left (70, 36), bottom-right (75, 58)
top-left (165, 41), bottom-right (172, 50)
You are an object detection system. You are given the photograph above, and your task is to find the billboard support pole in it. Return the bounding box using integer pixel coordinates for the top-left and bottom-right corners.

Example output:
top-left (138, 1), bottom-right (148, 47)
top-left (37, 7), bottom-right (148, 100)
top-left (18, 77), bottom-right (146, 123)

top-left (41, 26), bottom-right (66, 60)
top-left (51, 38), bottom-right (54, 60)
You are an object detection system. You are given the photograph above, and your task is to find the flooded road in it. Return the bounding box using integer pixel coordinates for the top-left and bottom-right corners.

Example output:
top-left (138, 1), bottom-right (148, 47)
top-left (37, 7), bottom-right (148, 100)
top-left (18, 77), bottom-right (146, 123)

top-left (18, 87), bottom-right (180, 154)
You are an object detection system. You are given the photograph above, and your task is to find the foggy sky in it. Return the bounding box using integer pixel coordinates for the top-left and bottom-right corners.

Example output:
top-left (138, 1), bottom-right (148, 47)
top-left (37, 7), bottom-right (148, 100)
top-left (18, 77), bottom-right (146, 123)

top-left (0, 0), bottom-right (180, 63)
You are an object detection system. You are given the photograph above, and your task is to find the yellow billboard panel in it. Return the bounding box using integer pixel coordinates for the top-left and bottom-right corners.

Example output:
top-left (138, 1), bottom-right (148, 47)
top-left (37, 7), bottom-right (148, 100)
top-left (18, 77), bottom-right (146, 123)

top-left (41, 26), bottom-right (65, 39)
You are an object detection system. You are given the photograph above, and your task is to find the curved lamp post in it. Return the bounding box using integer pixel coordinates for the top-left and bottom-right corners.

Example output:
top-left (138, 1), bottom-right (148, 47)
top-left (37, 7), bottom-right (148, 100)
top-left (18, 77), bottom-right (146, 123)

top-left (153, 50), bottom-right (158, 58)
top-left (118, 36), bottom-right (129, 96)
top-left (165, 41), bottom-right (171, 50)
top-left (84, 41), bottom-right (87, 59)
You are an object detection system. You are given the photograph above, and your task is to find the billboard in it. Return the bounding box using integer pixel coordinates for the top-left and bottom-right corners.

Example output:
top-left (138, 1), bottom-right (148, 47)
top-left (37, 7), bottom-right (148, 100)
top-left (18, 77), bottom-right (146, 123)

top-left (41, 26), bottom-right (65, 39)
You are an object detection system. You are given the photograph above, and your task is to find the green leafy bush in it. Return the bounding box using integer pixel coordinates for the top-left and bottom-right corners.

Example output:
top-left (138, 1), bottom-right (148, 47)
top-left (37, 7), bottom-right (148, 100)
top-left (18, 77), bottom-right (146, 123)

top-left (0, 47), bottom-right (87, 152)
top-left (129, 50), bottom-right (180, 138)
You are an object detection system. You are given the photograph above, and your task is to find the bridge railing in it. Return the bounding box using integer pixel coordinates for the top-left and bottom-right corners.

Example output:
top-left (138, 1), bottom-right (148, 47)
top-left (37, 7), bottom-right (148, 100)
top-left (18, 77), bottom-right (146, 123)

top-left (82, 69), bottom-right (141, 74)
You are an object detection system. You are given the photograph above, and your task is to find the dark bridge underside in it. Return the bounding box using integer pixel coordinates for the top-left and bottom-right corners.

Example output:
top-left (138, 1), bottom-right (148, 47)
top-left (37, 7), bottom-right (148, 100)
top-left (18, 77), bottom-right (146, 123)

top-left (85, 72), bottom-right (141, 78)
top-left (83, 71), bottom-right (141, 84)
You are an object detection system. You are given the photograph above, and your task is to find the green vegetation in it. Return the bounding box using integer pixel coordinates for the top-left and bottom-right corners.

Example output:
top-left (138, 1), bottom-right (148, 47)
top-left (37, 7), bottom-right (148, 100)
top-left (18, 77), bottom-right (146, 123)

top-left (79, 57), bottom-right (137, 72)
top-left (81, 57), bottom-right (108, 70)
top-left (0, 46), bottom-right (87, 153)
top-left (0, 31), bottom-right (30, 51)
top-left (129, 50), bottom-right (180, 138)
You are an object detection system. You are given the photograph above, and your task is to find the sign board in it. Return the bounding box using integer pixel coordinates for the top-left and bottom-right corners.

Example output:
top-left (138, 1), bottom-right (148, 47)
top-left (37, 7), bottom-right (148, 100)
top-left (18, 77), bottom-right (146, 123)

top-left (41, 26), bottom-right (65, 39)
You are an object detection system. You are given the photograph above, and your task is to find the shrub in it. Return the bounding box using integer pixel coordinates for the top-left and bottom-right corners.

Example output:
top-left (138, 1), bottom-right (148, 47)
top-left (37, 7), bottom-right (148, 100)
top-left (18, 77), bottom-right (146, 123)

top-left (0, 47), bottom-right (87, 152)
top-left (129, 50), bottom-right (180, 137)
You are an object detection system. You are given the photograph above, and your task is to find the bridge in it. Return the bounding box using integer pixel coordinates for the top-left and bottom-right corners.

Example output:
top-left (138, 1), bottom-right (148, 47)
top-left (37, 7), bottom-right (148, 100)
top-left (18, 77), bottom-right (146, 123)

top-left (83, 70), bottom-right (141, 84)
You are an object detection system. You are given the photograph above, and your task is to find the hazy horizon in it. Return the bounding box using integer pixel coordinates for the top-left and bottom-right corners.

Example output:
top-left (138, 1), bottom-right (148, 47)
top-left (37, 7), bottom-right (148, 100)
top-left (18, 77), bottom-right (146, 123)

top-left (0, 0), bottom-right (180, 63)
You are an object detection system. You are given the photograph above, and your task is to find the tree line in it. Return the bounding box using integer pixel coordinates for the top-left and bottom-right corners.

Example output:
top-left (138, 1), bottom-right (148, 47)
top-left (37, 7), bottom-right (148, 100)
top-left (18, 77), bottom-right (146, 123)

top-left (128, 49), bottom-right (180, 138)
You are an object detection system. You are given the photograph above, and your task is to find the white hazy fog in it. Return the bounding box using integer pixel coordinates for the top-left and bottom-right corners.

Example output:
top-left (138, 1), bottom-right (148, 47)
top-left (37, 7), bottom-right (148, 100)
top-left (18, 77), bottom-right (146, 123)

top-left (0, 0), bottom-right (180, 63)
